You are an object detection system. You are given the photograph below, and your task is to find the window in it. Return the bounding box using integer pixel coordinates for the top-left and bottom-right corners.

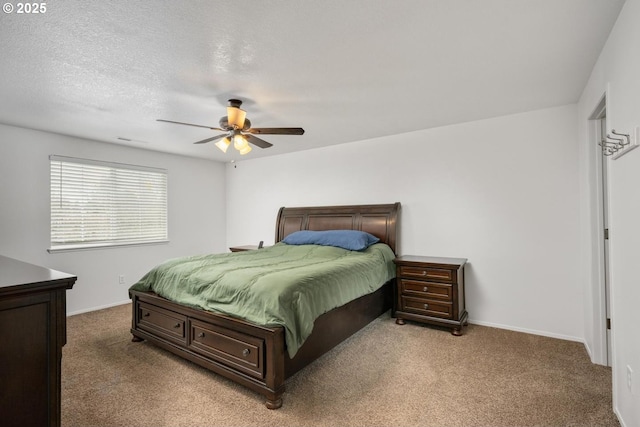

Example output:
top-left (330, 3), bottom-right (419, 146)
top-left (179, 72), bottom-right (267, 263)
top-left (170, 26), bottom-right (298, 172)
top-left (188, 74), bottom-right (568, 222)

top-left (49, 155), bottom-right (168, 251)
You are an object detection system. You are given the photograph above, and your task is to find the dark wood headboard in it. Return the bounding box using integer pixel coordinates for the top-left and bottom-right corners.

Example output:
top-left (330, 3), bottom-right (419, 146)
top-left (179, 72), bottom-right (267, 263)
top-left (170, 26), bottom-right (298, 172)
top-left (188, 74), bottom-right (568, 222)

top-left (275, 203), bottom-right (401, 254)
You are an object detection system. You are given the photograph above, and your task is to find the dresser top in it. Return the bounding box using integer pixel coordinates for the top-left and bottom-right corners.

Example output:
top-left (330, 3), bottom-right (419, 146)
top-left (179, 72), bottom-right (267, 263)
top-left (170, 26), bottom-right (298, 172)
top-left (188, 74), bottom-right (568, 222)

top-left (0, 255), bottom-right (77, 291)
top-left (394, 255), bottom-right (467, 267)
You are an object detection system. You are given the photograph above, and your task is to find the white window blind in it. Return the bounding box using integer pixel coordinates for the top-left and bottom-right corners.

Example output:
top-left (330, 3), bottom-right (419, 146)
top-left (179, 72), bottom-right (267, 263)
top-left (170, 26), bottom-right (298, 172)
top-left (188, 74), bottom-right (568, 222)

top-left (50, 155), bottom-right (168, 251)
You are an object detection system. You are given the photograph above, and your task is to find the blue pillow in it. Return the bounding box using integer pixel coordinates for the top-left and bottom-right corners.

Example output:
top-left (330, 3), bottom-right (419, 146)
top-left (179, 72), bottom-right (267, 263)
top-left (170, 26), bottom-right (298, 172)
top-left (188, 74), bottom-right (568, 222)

top-left (282, 230), bottom-right (380, 251)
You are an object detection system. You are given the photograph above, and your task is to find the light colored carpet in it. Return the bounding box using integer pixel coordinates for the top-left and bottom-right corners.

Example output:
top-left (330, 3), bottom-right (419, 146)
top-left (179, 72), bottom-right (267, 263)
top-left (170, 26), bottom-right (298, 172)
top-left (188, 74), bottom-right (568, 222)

top-left (62, 303), bottom-right (619, 427)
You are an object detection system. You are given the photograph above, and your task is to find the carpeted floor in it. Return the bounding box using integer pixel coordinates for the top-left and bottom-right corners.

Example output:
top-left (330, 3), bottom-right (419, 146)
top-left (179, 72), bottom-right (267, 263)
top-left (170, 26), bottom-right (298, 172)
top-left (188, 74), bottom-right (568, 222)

top-left (62, 303), bottom-right (619, 427)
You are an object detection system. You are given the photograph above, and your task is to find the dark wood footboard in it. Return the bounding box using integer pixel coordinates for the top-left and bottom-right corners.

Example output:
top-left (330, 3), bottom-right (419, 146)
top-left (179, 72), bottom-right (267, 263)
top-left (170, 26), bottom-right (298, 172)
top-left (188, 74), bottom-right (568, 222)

top-left (130, 289), bottom-right (286, 408)
top-left (130, 281), bottom-right (392, 408)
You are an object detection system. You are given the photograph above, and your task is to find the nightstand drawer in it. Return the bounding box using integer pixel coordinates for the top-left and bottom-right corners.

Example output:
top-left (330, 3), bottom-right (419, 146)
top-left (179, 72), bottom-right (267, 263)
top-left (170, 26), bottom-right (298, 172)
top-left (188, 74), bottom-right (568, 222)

top-left (400, 279), bottom-right (452, 301)
top-left (400, 296), bottom-right (453, 319)
top-left (398, 265), bottom-right (454, 283)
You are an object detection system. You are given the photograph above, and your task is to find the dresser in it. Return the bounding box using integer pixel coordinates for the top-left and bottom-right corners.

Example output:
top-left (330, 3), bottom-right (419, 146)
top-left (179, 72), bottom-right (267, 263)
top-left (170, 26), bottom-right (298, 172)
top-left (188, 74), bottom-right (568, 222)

top-left (393, 255), bottom-right (467, 335)
top-left (0, 255), bottom-right (77, 427)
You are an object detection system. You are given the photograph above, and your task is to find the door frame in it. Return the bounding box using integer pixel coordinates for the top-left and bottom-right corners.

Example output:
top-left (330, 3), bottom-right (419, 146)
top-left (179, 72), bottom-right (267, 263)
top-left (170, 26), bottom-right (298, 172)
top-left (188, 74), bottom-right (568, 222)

top-left (588, 92), bottom-right (611, 366)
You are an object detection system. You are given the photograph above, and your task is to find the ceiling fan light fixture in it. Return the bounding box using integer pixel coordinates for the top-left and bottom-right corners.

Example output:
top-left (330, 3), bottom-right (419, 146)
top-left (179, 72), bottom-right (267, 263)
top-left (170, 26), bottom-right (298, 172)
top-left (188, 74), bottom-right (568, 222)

top-left (227, 106), bottom-right (246, 129)
top-left (232, 132), bottom-right (252, 154)
top-left (215, 137), bottom-right (231, 153)
top-left (233, 133), bottom-right (249, 150)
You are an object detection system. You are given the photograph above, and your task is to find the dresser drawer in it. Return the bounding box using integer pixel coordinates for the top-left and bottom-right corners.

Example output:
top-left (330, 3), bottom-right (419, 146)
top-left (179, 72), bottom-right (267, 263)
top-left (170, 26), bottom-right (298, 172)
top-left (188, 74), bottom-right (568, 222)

top-left (398, 265), bottom-right (454, 283)
top-left (400, 296), bottom-right (453, 319)
top-left (137, 302), bottom-right (187, 344)
top-left (400, 279), bottom-right (452, 301)
top-left (189, 319), bottom-right (265, 379)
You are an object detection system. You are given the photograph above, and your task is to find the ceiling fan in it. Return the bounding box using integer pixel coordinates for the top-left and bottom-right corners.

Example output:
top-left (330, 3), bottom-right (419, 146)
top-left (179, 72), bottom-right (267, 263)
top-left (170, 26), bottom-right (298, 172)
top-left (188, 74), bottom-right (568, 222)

top-left (157, 99), bottom-right (305, 155)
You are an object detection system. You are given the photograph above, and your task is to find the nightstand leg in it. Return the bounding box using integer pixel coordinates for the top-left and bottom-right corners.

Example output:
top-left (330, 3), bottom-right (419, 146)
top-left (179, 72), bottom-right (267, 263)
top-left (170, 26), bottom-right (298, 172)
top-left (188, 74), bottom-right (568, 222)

top-left (395, 318), bottom-right (405, 325)
top-left (451, 327), bottom-right (463, 336)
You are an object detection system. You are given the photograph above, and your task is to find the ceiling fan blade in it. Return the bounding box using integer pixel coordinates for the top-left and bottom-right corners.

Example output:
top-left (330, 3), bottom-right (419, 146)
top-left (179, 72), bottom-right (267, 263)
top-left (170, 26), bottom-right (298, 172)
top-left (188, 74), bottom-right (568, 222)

top-left (157, 119), bottom-right (224, 131)
top-left (246, 127), bottom-right (305, 135)
top-left (193, 134), bottom-right (228, 144)
top-left (245, 134), bottom-right (273, 149)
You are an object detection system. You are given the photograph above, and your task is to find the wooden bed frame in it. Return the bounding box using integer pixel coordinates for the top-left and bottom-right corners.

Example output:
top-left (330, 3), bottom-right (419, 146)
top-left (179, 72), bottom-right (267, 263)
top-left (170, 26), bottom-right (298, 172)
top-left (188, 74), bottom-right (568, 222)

top-left (129, 202), bottom-right (400, 409)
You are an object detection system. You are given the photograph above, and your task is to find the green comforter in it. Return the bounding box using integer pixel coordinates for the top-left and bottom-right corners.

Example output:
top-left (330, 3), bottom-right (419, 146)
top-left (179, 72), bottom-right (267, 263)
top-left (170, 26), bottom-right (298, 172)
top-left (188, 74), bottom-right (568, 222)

top-left (130, 242), bottom-right (396, 357)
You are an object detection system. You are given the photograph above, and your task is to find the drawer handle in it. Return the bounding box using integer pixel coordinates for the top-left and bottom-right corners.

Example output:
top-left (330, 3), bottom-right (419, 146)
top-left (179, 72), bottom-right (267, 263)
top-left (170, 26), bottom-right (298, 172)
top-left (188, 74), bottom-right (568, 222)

top-left (423, 303), bottom-right (429, 309)
top-left (174, 323), bottom-right (181, 328)
top-left (198, 332), bottom-right (205, 338)
top-left (143, 312), bottom-right (150, 317)
top-left (423, 286), bottom-right (428, 292)
top-left (242, 349), bottom-right (250, 357)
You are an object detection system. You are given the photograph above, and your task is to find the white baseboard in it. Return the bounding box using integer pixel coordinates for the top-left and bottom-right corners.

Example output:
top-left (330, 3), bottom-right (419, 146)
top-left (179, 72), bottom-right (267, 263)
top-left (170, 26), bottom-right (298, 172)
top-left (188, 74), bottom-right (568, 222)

top-left (614, 407), bottom-right (626, 427)
top-left (469, 319), bottom-right (585, 344)
top-left (67, 299), bottom-right (130, 317)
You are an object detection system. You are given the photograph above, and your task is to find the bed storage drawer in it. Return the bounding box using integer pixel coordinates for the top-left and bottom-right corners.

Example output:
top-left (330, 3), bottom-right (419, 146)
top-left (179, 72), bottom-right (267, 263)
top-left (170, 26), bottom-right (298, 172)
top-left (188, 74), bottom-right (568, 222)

top-left (188, 319), bottom-right (265, 380)
top-left (137, 302), bottom-right (187, 344)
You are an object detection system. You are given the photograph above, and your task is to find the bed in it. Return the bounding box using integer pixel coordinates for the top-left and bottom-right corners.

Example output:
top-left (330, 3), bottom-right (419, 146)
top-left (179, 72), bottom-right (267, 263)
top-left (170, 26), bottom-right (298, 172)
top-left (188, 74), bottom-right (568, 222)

top-left (129, 202), bottom-right (400, 409)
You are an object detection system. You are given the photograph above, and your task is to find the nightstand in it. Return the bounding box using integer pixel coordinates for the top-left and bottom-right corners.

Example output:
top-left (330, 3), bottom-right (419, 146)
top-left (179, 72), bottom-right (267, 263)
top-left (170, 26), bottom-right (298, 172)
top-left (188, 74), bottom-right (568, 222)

top-left (393, 255), bottom-right (468, 336)
top-left (229, 245), bottom-right (261, 252)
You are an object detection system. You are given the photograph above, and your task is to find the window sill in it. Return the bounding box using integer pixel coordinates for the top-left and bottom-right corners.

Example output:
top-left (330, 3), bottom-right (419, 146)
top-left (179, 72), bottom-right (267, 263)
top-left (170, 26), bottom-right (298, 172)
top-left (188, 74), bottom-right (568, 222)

top-left (48, 240), bottom-right (169, 253)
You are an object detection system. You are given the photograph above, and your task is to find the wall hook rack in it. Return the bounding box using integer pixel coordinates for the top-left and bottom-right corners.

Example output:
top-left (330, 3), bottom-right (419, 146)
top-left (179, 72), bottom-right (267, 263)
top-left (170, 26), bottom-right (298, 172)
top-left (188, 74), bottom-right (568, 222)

top-left (599, 129), bottom-right (634, 157)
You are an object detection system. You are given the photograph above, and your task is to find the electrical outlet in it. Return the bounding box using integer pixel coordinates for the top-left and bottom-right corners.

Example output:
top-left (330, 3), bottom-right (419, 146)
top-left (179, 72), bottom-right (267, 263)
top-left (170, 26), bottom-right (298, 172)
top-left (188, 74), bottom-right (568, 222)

top-left (118, 275), bottom-right (125, 285)
top-left (627, 365), bottom-right (633, 391)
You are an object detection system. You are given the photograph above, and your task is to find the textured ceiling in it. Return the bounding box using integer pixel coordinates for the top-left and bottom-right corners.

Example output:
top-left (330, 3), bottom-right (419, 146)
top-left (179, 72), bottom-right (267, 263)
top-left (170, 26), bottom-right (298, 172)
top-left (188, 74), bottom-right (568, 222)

top-left (0, 0), bottom-right (625, 162)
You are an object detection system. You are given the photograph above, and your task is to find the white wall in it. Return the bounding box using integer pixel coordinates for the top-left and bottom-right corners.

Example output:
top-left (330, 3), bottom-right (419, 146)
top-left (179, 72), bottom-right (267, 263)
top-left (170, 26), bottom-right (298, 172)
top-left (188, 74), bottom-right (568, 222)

top-left (0, 124), bottom-right (227, 314)
top-left (578, 1), bottom-right (640, 425)
top-left (226, 104), bottom-right (582, 341)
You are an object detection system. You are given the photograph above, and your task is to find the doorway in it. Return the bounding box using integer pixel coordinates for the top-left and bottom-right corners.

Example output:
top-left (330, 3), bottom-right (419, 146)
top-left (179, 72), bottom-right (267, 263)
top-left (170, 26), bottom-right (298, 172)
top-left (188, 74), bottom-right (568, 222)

top-left (590, 96), bottom-right (612, 367)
